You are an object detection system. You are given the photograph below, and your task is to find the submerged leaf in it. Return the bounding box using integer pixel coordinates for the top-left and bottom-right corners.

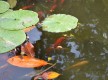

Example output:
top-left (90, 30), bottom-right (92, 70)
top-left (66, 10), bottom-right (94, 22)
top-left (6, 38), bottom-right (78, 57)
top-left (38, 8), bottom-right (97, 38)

top-left (0, 10), bottom-right (39, 30)
top-left (0, 1), bottom-right (10, 13)
top-left (0, 29), bottom-right (26, 53)
top-left (42, 14), bottom-right (78, 33)
top-left (21, 41), bottom-right (35, 57)
top-left (7, 56), bottom-right (49, 68)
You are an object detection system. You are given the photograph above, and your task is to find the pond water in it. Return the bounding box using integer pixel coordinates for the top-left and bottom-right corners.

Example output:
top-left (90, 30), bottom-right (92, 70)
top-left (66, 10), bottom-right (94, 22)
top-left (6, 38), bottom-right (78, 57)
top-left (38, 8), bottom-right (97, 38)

top-left (0, 0), bottom-right (108, 80)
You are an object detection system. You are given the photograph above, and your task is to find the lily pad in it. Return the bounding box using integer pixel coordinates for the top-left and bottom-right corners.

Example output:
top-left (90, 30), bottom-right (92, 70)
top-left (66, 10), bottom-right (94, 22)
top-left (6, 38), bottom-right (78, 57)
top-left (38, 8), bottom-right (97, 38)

top-left (0, 9), bottom-right (13, 17)
top-left (0, 10), bottom-right (39, 30)
top-left (0, 1), bottom-right (10, 13)
top-left (0, 29), bottom-right (26, 53)
top-left (0, 18), bottom-right (24, 30)
top-left (42, 14), bottom-right (78, 33)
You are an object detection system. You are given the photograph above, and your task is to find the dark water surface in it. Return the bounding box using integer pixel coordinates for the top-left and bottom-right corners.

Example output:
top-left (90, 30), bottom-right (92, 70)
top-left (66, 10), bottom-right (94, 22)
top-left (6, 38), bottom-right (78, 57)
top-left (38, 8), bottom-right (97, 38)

top-left (0, 0), bottom-right (108, 80)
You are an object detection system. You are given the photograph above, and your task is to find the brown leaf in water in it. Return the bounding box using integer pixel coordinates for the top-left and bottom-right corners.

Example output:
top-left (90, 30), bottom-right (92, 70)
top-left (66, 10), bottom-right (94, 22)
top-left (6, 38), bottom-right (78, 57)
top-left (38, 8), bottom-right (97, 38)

top-left (7, 56), bottom-right (49, 68)
top-left (23, 26), bottom-right (35, 32)
top-left (21, 41), bottom-right (35, 57)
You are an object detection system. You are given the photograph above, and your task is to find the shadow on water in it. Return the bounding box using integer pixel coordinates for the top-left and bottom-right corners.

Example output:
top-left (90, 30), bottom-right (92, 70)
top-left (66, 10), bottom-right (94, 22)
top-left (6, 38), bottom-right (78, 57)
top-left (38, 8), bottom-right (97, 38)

top-left (0, 0), bottom-right (108, 80)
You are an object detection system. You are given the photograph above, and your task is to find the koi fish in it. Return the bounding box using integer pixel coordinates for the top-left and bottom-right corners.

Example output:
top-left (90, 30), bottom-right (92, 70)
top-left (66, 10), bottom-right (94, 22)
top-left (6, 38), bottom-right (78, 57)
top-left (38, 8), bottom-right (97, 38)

top-left (49, 4), bottom-right (57, 12)
top-left (46, 36), bottom-right (66, 54)
top-left (20, 4), bottom-right (35, 10)
top-left (60, 0), bottom-right (65, 4)
top-left (53, 36), bottom-right (66, 48)
top-left (37, 11), bottom-right (45, 20)
top-left (53, 0), bottom-right (64, 4)
top-left (65, 60), bottom-right (89, 70)
top-left (21, 41), bottom-right (35, 57)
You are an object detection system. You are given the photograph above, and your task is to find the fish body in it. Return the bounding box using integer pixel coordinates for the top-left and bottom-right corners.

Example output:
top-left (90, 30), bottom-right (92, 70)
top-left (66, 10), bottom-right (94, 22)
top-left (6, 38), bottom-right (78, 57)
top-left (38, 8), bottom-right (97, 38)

top-left (53, 36), bottom-right (66, 48)
top-left (60, 0), bottom-right (64, 4)
top-left (20, 4), bottom-right (35, 10)
top-left (37, 11), bottom-right (45, 20)
top-left (65, 61), bottom-right (89, 70)
top-left (46, 36), bottom-right (66, 54)
top-left (49, 4), bottom-right (57, 12)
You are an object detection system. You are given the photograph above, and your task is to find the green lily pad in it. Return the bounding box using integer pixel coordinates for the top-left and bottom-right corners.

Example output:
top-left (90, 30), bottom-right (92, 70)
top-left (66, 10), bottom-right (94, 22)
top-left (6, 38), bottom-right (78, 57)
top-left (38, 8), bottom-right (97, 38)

top-left (0, 18), bottom-right (24, 30)
top-left (0, 10), bottom-right (39, 30)
top-left (0, 9), bottom-right (13, 17)
top-left (42, 14), bottom-right (78, 33)
top-left (0, 1), bottom-right (10, 13)
top-left (0, 29), bottom-right (26, 53)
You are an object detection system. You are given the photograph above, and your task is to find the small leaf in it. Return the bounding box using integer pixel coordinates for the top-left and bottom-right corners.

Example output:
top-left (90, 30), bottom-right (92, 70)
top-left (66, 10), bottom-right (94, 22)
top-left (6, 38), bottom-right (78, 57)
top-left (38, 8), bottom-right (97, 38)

top-left (7, 56), bottom-right (49, 68)
top-left (42, 71), bottom-right (60, 79)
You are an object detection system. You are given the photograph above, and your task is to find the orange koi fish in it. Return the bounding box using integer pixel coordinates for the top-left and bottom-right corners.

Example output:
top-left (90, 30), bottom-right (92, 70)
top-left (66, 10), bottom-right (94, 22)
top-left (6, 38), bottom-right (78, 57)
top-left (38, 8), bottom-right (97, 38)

top-left (53, 0), bottom-right (64, 4)
top-left (60, 0), bottom-right (65, 4)
top-left (20, 4), bottom-right (35, 10)
top-left (46, 36), bottom-right (66, 54)
top-left (65, 60), bottom-right (89, 70)
top-left (49, 4), bottom-right (57, 12)
top-left (53, 36), bottom-right (66, 48)
top-left (37, 11), bottom-right (45, 20)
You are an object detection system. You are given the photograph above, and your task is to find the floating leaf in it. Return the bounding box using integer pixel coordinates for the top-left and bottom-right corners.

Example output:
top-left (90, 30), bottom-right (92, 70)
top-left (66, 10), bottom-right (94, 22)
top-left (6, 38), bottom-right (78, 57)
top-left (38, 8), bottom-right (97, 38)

top-left (21, 41), bottom-right (35, 57)
top-left (0, 18), bottom-right (24, 30)
top-left (7, 56), bottom-right (49, 68)
top-left (23, 25), bottom-right (35, 32)
top-left (42, 14), bottom-right (78, 33)
top-left (0, 9), bottom-right (13, 17)
top-left (0, 29), bottom-right (26, 53)
top-left (41, 71), bottom-right (60, 79)
top-left (0, 1), bottom-right (10, 13)
top-left (0, 10), bottom-right (39, 30)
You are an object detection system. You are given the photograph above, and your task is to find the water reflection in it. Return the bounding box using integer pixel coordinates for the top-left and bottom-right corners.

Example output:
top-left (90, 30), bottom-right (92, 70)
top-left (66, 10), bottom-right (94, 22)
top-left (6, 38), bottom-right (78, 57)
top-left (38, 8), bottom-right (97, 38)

top-left (0, 0), bottom-right (108, 80)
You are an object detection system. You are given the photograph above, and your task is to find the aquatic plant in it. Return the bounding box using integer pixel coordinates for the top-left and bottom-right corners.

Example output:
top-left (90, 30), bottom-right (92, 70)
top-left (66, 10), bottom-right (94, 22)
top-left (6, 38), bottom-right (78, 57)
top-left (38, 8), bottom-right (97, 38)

top-left (42, 14), bottom-right (78, 33)
top-left (0, 1), bottom-right (39, 53)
